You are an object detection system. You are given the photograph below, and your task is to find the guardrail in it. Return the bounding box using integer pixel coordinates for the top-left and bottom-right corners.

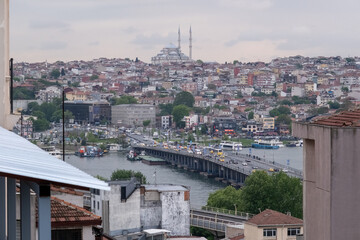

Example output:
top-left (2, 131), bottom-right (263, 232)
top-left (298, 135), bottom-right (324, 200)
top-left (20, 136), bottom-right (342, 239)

top-left (200, 206), bottom-right (254, 219)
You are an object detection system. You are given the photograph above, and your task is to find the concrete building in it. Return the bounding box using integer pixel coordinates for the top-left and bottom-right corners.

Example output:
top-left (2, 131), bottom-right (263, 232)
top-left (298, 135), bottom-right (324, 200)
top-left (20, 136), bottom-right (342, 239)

top-left (36, 86), bottom-right (62, 102)
top-left (293, 109), bottom-right (360, 240)
top-left (111, 104), bottom-right (156, 127)
top-left (244, 209), bottom-right (303, 240)
top-left (141, 185), bottom-right (190, 236)
top-left (161, 115), bottom-right (172, 129)
top-left (92, 180), bottom-right (191, 238)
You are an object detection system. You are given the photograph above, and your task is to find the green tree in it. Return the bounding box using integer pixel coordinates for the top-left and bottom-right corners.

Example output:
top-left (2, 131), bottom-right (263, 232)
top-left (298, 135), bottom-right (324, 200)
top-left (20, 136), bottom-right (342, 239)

top-left (159, 103), bottom-right (174, 116)
top-left (172, 105), bottom-right (189, 128)
top-left (341, 86), bottom-right (349, 93)
top-left (207, 186), bottom-right (242, 210)
top-left (65, 110), bottom-right (74, 122)
top-left (27, 102), bottom-right (40, 113)
top-left (328, 101), bottom-right (340, 109)
top-left (32, 118), bottom-right (50, 132)
top-left (207, 171), bottom-right (303, 218)
top-left (51, 110), bottom-right (62, 123)
top-left (187, 133), bottom-right (195, 142)
top-left (111, 95), bottom-right (138, 105)
top-left (87, 132), bottom-right (98, 143)
top-left (110, 169), bottom-right (147, 184)
top-left (13, 87), bottom-right (35, 100)
top-left (143, 120), bottom-right (151, 127)
top-left (90, 75), bottom-right (99, 80)
top-left (50, 69), bottom-right (61, 79)
top-left (248, 111), bottom-right (254, 120)
top-left (173, 91), bottom-right (195, 108)
top-left (276, 114), bottom-right (292, 125)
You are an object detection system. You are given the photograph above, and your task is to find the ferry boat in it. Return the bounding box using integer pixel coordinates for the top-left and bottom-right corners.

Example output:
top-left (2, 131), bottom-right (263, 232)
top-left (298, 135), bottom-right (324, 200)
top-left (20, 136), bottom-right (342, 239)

top-left (251, 139), bottom-right (283, 149)
top-left (219, 141), bottom-right (243, 151)
top-left (76, 146), bottom-right (103, 157)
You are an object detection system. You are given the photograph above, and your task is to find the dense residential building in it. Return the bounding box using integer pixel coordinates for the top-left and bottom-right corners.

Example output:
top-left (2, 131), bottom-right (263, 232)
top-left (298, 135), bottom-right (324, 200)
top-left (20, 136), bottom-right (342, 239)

top-left (111, 104), bottom-right (156, 127)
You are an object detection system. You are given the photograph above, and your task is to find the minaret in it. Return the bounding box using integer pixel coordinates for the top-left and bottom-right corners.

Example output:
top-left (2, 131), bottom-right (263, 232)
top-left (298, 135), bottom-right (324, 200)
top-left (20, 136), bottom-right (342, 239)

top-left (189, 26), bottom-right (192, 60)
top-left (178, 26), bottom-right (181, 50)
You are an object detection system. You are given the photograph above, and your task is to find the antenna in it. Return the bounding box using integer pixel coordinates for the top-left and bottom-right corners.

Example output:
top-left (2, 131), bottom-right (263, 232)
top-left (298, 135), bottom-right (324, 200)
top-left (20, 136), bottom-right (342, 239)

top-left (189, 26), bottom-right (192, 60)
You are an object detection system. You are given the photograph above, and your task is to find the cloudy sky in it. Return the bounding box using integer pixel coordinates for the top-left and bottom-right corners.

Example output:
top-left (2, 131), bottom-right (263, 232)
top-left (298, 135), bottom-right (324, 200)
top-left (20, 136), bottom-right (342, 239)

top-left (10, 0), bottom-right (360, 63)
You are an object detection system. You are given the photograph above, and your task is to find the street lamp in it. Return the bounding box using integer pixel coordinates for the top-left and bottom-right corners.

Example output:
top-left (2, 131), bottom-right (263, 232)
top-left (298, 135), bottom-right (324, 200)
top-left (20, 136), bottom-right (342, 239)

top-left (234, 203), bottom-right (237, 215)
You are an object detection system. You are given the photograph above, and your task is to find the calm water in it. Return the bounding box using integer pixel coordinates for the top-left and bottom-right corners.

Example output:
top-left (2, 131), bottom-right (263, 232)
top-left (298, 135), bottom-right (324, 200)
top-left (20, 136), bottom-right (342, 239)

top-left (66, 147), bottom-right (303, 208)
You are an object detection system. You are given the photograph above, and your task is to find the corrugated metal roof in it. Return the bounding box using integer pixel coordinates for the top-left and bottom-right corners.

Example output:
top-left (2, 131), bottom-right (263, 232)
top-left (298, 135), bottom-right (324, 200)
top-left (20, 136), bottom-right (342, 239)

top-left (0, 127), bottom-right (109, 190)
top-left (311, 109), bottom-right (360, 127)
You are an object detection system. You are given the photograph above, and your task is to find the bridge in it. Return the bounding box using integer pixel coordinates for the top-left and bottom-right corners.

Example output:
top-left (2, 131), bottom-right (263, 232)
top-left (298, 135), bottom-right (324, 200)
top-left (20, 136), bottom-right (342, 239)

top-left (190, 206), bottom-right (253, 233)
top-left (133, 146), bottom-right (302, 187)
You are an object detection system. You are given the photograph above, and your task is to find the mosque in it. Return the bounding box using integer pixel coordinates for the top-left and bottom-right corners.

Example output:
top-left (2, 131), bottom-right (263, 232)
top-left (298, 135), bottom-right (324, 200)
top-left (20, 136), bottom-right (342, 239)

top-left (151, 27), bottom-right (193, 65)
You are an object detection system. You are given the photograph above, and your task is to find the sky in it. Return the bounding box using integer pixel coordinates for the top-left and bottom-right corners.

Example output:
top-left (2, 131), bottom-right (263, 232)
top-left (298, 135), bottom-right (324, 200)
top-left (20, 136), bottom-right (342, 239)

top-left (9, 0), bottom-right (360, 64)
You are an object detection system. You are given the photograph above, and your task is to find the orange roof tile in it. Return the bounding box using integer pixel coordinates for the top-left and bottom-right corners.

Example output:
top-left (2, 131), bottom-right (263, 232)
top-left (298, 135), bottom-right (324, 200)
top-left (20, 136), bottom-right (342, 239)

top-left (51, 186), bottom-right (84, 196)
top-left (246, 209), bottom-right (303, 226)
top-left (51, 197), bottom-right (101, 227)
top-left (311, 109), bottom-right (360, 127)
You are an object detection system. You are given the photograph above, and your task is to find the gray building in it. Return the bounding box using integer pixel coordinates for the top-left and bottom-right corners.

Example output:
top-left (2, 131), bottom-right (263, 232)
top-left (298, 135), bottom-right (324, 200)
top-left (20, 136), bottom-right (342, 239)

top-left (91, 180), bottom-right (190, 238)
top-left (293, 109), bottom-right (360, 240)
top-left (112, 104), bottom-right (156, 127)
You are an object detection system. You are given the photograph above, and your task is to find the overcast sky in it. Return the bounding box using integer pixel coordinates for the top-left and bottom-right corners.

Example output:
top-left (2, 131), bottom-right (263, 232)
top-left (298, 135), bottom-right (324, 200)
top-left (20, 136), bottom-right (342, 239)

top-left (10, 0), bottom-right (360, 63)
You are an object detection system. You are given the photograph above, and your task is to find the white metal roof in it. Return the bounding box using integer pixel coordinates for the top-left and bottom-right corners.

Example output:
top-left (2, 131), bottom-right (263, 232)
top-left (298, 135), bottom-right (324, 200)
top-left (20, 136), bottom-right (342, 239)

top-left (143, 229), bottom-right (171, 235)
top-left (0, 127), bottom-right (109, 190)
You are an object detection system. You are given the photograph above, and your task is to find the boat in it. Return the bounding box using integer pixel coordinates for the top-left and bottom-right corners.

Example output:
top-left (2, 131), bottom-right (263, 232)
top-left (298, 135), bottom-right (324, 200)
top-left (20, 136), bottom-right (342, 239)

top-left (219, 141), bottom-right (243, 151)
top-left (286, 140), bottom-right (303, 147)
top-left (76, 146), bottom-right (103, 157)
top-left (126, 150), bottom-right (137, 161)
top-left (251, 139), bottom-right (281, 149)
top-left (42, 146), bottom-right (62, 159)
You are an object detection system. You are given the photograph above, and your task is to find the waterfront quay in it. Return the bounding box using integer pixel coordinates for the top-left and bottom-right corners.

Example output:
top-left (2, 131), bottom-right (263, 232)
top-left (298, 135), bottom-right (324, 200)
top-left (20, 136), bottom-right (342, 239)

top-left (133, 146), bottom-right (303, 187)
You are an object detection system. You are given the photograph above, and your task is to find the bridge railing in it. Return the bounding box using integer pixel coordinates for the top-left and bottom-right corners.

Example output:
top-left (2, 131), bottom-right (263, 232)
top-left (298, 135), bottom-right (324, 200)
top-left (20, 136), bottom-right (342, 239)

top-left (191, 214), bottom-right (239, 232)
top-left (200, 206), bottom-right (254, 219)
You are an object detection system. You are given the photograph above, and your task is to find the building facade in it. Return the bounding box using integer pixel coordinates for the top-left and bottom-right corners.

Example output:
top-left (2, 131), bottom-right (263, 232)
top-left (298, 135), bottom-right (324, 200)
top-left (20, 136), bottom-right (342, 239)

top-left (293, 110), bottom-right (360, 240)
top-left (111, 104), bottom-right (156, 127)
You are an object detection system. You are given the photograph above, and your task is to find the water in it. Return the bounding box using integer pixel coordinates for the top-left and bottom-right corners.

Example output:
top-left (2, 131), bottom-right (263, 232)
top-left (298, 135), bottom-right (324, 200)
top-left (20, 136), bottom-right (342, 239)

top-left (245, 147), bottom-right (303, 170)
top-left (66, 152), bottom-right (226, 208)
top-left (66, 147), bottom-right (303, 208)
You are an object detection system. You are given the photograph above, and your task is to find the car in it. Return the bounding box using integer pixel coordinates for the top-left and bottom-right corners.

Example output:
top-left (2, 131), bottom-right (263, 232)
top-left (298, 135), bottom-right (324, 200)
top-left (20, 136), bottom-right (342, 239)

top-left (242, 162), bottom-right (248, 166)
top-left (281, 169), bottom-right (289, 173)
top-left (194, 149), bottom-right (202, 155)
top-left (187, 150), bottom-right (193, 154)
top-left (268, 168), bottom-right (274, 172)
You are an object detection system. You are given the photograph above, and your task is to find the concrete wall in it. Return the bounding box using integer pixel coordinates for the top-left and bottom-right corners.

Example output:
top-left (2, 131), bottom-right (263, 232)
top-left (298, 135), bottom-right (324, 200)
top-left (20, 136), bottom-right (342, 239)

top-left (141, 191), bottom-right (162, 229)
top-left (160, 191), bottom-right (190, 236)
top-left (105, 185), bottom-right (141, 235)
top-left (52, 191), bottom-right (84, 208)
top-left (83, 226), bottom-right (95, 240)
top-left (293, 123), bottom-right (360, 240)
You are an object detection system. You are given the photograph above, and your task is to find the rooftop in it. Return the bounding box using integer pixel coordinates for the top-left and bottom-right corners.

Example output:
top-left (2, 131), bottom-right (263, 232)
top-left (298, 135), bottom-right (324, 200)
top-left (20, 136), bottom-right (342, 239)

top-left (246, 209), bottom-right (303, 227)
top-left (144, 184), bottom-right (189, 192)
top-left (0, 126), bottom-right (109, 190)
top-left (310, 109), bottom-right (360, 127)
top-left (51, 197), bottom-right (101, 227)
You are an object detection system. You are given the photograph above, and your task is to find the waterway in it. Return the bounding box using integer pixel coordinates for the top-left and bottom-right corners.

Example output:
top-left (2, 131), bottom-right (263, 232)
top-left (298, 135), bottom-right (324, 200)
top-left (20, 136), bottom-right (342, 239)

top-left (66, 147), bottom-right (303, 208)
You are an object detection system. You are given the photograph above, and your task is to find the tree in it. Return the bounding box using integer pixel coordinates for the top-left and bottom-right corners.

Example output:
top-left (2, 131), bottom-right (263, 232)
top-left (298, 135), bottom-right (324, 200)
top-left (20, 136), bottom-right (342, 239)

top-left (110, 169), bottom-right (147, 184)
top-left (90, 75), bottom-right (99, 80)
top-left (276, 114), bottom-right (292, 125)
top-left (172, 105), bottom-right (190, 128)
top-left (341, 86), bottom-right (349, 93)
top-left (111, 95), bottom-right (138, 105)
top-left (328, 101), bottom-right (340, 109)
top-left (248, 111), bottom-right (254, 120)
top-left (143, 120), bottom-right (151, 127)
top-left (207, 171), bottom-right (303, 218)
top-left (50, 69), bottom-right (61, 79)
top-left (187, 133), bottom-right (195, 142)
top-left (159, 103), bottom-right (173, 116)
top-left (61, 68), bottom-right (66, 76)
top-left (32, 118), bottom-right (50, 132)
top-left (207, 84), bottom-right (217, 91)
top-left (173, 91), bottom-right (195, 108)
top-left (64, 110), bottom-right (74, 122)
top-left (13, 87), bottom-right (35, 100)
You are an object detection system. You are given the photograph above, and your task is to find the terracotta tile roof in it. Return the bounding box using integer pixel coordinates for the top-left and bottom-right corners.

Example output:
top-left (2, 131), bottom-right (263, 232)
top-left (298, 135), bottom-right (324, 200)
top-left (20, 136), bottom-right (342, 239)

top-left (51, 197), bottom-right (101, 227)
top-left (311, 109), bottom-right (360, 127)
top-left (246, 209), bottom-right (303, 226)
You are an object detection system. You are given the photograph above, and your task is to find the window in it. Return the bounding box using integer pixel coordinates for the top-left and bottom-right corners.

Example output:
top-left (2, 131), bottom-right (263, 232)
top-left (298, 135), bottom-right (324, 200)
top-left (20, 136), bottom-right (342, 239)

top-left (263, 228), bottom-right (276, 237)
top-left (97, 201), bottom-right (100, 210)
top-left (52, 229), bottom-right (82, 240)
top-left (288, 228), bottom-right (300, 236)
top-left (93, 200), bottom-right (95, 209)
